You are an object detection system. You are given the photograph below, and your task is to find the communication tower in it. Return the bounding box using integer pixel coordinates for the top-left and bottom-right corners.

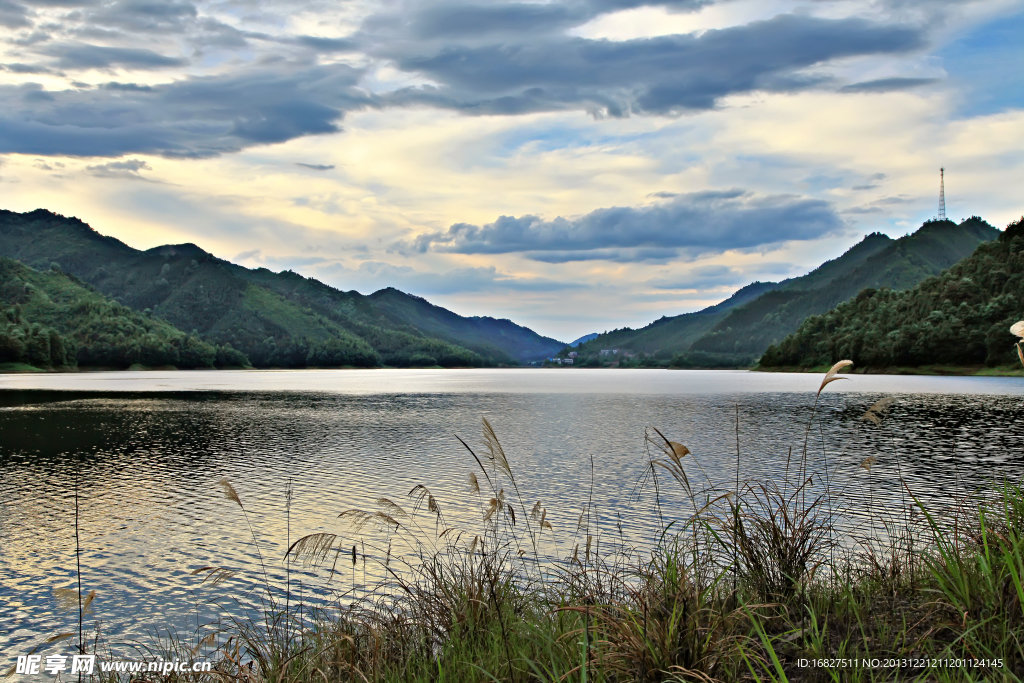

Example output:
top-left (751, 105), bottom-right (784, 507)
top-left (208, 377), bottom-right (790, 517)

top-left (938, 167), bottom-right (946, 221)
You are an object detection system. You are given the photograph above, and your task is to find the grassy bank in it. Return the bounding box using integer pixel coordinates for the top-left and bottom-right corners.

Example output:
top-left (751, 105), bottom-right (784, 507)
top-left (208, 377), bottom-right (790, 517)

top-left (38, 362), bottom-right (1024, 683)
top-left (755, 363), bottom-right (1024, 377)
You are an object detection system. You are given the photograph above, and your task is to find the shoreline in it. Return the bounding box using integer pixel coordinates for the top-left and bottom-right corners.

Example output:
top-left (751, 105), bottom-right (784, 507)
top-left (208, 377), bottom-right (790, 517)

top-left (755, 363), bottom-right (1024, 377)
top-left (4, 362), bottom-right (1024, 377)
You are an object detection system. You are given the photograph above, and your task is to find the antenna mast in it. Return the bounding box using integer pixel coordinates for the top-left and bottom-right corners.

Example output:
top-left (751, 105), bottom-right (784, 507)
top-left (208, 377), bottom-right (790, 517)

top-left (938, 167), bottom-right (946, 220)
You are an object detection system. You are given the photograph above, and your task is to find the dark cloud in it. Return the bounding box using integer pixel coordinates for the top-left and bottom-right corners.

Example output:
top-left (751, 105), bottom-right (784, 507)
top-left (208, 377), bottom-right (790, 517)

top-left (840, 76), bottom-right (938, 92)
top-left (11, 30), bottom-right (51, 45)
top-left (398, 2), bottom-right (589, 40)
top-left (86, 0), bottom-right (197, 32)
top-left (0, 0), bottom-right (936, 160)
top-left (294, 35), bottom-right (357, 52)
top-left (412, 190), bottom-right (844, 262)
top-left (380, 0), bottom-right (712, 43)
top-left (0, 63), bottom-right (372, 157)
top-left (647, 191), bottom-right (678, 198)
top-left (1, 62), bottom-right (56, 73)
top-left (21, 0), bottom-right (101, 5)
top-left (101, 81), bottom-right (153, 91)
top-left (86, 158), bottom-right (152, 178)
top-left (43, 43), bottom-right (188, 69)
top-left (0, 0), bottom-right (31, 28)
top-left (296, 162), bottom-right (334, 170)
top-left (379, 14), bottom-right (925, 116)
top-left (527, 247), bottom-right (680, 263)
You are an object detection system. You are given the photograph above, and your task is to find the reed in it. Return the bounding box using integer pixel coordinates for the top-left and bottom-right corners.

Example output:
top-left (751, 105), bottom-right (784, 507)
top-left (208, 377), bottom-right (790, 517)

top-left (39, 346), bottom-right (1024, 683)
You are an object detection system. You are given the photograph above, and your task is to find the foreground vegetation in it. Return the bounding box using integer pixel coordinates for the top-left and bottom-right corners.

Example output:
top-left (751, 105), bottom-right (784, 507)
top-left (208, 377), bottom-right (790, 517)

top-left (761, 217), bottom-right (1024, 371)
top-left (33, 358), bottom-right (1023, 683)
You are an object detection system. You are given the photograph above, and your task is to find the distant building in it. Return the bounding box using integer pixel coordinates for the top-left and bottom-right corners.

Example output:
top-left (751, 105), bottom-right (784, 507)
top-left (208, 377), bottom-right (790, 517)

top-left (599, 349), bottom-right (619, 356)
top-left (564, 358), bottom-right (573, 365)
top-left (568, 351), bottom-right (578, 359)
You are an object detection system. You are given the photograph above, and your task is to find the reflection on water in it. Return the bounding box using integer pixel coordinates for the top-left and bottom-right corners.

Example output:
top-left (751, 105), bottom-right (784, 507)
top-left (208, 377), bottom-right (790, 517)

top-left (1, 369), bottom-right (1023, 663)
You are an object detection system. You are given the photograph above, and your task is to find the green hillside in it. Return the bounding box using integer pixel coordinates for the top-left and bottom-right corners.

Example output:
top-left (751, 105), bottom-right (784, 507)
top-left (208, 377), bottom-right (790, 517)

top-left (760, 217), bottom-right (1024, 370)
top-left (0, 257), bottom-right (239, 369)
top-left (0, 209), bottom-right (563, 368)
top-left (564, 230), bottom-right (898, 366)
top-left (568, 281), bottom-right (781, 365)
top-left (368, 288), bottom-right (564, 362)
top-left (683, 218), bottom-right (998, 365)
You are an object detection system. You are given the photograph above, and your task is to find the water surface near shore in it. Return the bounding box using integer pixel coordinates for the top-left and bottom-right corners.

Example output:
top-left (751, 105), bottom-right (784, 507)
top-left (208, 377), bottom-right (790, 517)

top-left (2, 369), bottom-right (1022, 664)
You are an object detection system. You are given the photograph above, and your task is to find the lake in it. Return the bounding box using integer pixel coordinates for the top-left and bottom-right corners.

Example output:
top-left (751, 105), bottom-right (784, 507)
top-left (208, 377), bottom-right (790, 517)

top-left (2, 368), bottom-right (1023, 665)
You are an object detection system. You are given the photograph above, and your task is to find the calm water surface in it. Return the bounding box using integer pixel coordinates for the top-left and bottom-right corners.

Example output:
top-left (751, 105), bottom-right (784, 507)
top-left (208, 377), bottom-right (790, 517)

top-left (2, 368), bottom-right (1023, 664)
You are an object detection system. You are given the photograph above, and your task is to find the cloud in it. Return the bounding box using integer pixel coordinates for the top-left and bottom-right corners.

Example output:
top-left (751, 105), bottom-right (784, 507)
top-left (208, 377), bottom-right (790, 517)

top-left (296, 162), bottom-right (335, 170)
top-left (526, 247), bottom-right (681, 263)
top-left (43, 43), bottom-right (188, 69)
top-left (234, 248), bottom-right (261, 261)
top-left (353, 260), bottom-right (581, 295)
top-left (0, 0), bottom-right (31, 29)
top-left (648, 261), bottom-right (796, 289)
top-left (840, 77), bottom-right (939, 93)
top-left (411, 190), bottom-right (845, 262)
top-left (85, 158), bottom-right (153, 179)
top-left (0, 2), bottom-right (933, 160)
top-left (2, 62), bottom-right (57, 74)
top-left (32, 158), bottom-right (64, 170)
top-left (379, 14), bottom-right (925, 116)
top-left (0, 63), bottom-right (372, 157)
top-left (294, 35), bottom-right (357, 52)
top-left (86, 0), bottom-right (198, 33)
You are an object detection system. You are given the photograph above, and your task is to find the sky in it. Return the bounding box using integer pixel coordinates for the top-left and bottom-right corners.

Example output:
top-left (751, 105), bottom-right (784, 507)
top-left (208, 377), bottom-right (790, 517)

top-left (1, 0), bottom-right (1023, 342)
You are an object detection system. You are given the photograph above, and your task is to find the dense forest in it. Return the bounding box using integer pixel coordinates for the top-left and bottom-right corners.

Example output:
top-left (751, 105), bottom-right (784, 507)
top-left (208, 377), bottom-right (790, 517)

top-left (760, 217), bottom-right (1024, 369)
top-left (0, 210), bottom-right (566, 368)
top-left (562, 218), bottom-right (998, 368)
top-left (0, 257), bottom-right (243, 369)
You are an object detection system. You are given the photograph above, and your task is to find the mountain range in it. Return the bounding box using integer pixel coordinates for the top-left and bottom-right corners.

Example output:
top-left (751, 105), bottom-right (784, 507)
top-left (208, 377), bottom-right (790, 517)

top-left (0, 209), bottom-right (565, 369)
top-left (566, 217), bottom-right (999, 367)
top-left (761, 216), bottom-right (1024, 370)
top-left (0, 209), bottom-right (1007, 372)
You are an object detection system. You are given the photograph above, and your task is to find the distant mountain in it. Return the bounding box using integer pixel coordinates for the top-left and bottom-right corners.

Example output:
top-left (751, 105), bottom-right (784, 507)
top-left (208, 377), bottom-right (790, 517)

top-left (687, 218), bottom-right (999, 365)
top-left (761, 216), bottom-right (1024, 370)
top-left (0, 209), bottom-right (560, 368)
top-left (0, 257), bottom-right (241, 369)
top-left (568, 333), bottom-right (598, 347)
top-left (569, 231), bottom-right (894, 362)
top-left (565, 218), bottom-right (999, 368)
top-left (367, 287), bottom-right (564, 362)
top-left (573, 280), bottom-right (784, 362)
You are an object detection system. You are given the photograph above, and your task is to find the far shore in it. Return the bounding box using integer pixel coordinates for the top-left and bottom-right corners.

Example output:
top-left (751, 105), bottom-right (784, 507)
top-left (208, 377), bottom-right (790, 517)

top-left (4, 361), bottom-right (1024, 377)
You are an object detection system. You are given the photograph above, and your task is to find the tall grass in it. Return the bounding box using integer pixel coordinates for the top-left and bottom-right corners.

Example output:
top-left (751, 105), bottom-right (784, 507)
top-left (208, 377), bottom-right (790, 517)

top-left (35, 352), bottom-right (1024, 682)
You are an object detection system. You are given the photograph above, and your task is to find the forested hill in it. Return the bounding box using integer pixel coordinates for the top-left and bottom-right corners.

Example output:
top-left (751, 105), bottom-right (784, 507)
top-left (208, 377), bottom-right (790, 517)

top-left (0, 257), bottom-right (243, 369)
top-left (571, 280), bottom-right (782, 362)
top-left (0, 209), bottom-right (564, 368)
top-left (367, 288), bottom-right (564, 362)
top-left (685, 217), bottom-right (999, 365)
top-left (562, 218), bottom-right (997, 368)
top-left (567, 230), bottom-right (896, 363)
top-left (760, 217), bottom-right (1024, 370)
